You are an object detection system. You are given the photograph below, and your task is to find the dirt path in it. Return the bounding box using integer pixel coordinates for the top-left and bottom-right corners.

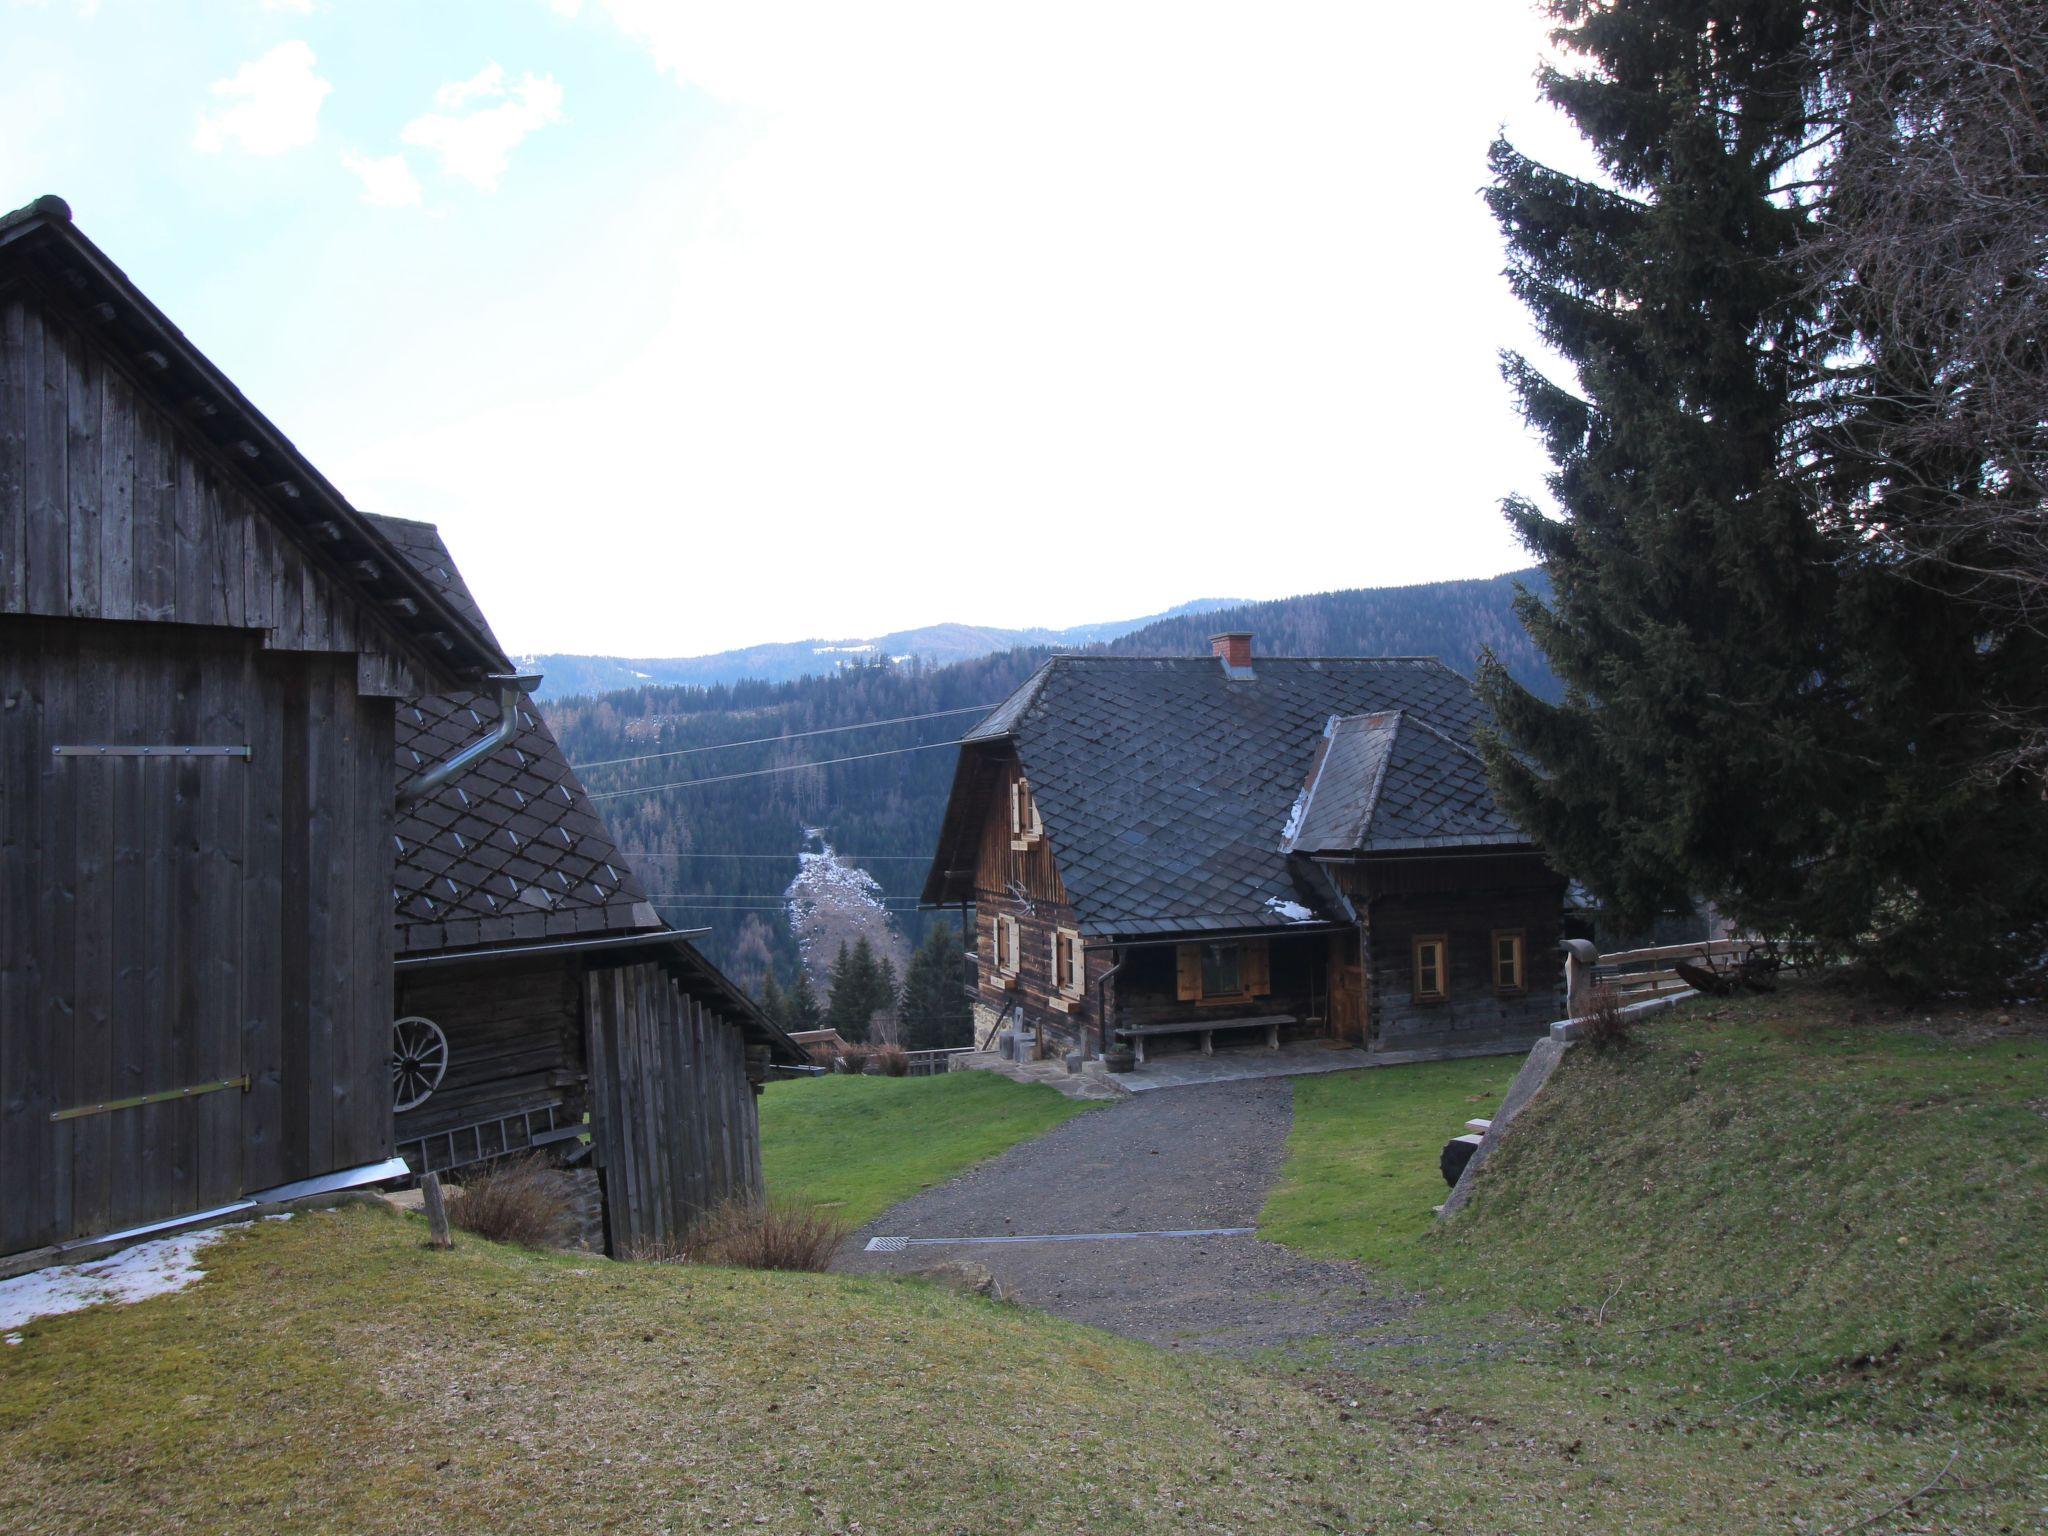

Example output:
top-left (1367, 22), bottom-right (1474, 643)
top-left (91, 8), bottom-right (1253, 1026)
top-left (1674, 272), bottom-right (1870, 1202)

top-left (834, 1078), bottom-right (1409, 1355)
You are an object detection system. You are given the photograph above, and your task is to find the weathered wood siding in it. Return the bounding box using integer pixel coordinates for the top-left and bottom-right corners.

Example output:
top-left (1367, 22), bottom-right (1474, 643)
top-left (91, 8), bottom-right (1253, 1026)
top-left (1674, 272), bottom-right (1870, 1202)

top-left (1337, 854), bottom-right (1567, 1050)
top-left (0, 620), bottom-right (395, 1255)
top-left (0, 290), bottom-right (424, 695)
top-left (583, 959), bottom-right (763, 1256)
top-left (1108, 933), bottom-right (1334, 1052)
top-left (393, 955), bottom-right (586, 1173)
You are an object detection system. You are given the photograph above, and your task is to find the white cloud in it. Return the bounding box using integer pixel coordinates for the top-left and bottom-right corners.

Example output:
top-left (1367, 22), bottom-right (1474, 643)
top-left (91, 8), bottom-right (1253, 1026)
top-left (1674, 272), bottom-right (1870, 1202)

top-left (341, 148), bottom-right (422, 208)
top-left (340, 2), bottom-right (1594, 653)
top-left (401, 65), bottom-right (563, 191)
top-left (193, 40), bottom-right (329, 157)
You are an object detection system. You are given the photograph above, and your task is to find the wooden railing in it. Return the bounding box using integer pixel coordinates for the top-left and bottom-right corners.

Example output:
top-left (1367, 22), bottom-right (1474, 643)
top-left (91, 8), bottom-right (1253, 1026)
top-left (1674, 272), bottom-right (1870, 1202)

top-left (1568, 937), bottom-right (1773, 1006)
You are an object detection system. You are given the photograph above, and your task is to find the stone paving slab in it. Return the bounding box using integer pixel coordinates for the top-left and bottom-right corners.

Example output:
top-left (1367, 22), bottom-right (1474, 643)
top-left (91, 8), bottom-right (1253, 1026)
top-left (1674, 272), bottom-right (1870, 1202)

top-left (1108, 1036), bottom-right (1534, 1092)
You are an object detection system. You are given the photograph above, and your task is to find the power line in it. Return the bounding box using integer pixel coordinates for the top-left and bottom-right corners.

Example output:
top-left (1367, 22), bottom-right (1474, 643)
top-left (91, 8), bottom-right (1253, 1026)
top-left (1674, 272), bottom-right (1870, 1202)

top-left (586, 738), bottom-right (961, 801)
top-left (571, 704), bottom-right (996, 771)
top-left (620, 851), bottom-right (934, 860)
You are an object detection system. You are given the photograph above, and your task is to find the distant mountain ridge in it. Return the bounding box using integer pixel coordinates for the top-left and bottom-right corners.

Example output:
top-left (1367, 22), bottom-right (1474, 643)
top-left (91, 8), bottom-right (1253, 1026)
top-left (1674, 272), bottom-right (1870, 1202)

top-left (543, 567), bottom-right (1555, 992)
top-left (521, 597), bottom-right (1247, 700)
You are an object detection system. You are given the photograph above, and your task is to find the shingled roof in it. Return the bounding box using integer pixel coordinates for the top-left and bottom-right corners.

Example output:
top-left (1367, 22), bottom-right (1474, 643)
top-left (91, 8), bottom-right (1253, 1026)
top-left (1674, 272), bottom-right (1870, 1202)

top-left (1283, 710), bottom-right (1530, 856)
top-left (367, 515), bottom-right (661, 957)
top-left (925, 654), bottom-right (1528, 940)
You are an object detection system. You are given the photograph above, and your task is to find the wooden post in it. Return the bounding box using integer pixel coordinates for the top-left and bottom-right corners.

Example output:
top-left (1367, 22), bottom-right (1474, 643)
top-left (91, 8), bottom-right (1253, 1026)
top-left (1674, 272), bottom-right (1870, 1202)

top-left (421, 1171), bottom-right (452, 1250)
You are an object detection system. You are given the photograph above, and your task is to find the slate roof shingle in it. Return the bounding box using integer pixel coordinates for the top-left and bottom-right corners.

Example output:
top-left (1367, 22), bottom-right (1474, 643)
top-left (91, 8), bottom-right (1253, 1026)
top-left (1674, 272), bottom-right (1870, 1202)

top-left (930, 654), bottom-right (1529, 939)
top-left (1285, 710), bottom-right (1530, 855)
top-left (365, 515), bottom-right (660, 957)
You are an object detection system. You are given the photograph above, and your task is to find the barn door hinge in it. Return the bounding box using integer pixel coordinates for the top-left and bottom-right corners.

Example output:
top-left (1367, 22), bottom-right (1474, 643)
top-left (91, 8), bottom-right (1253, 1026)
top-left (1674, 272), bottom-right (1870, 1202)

top-left (52, 745), bottom-right (252, 759)
top-left (49, 1075), bottom-right (251, 1122)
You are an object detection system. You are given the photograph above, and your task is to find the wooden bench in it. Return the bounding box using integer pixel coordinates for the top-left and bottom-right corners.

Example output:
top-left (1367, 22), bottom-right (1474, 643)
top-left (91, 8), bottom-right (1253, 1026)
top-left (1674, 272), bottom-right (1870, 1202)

top-left (1116, 1014), bottom-right (1294, 1065)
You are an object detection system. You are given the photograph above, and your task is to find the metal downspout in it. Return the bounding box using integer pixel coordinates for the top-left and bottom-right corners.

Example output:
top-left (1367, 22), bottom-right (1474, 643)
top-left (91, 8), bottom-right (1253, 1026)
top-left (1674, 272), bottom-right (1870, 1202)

top-left (399, 673), bottom-right (542, 805)
top-left (1093, 951), bottom-right (1126, 1060)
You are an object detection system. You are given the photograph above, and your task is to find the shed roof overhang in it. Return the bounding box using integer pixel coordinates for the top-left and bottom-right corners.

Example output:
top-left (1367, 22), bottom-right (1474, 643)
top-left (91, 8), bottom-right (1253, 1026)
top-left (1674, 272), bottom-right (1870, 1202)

top-left (920, 737), bottom-right (1014, 907)
top-left (0, 195), bottom-right (510, 685)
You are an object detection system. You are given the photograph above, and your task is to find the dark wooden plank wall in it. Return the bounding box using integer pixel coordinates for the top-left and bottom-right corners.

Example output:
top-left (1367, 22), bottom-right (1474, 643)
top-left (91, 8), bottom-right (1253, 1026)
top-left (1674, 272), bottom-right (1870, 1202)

top-left (1336, 854), bottom-right (1568, 1049)
top-left (584, 959), bottom-right (763, 1257)
top-left (0, 292), bottom-right (423, 697)
top-left (393, 956), bottom-right (585, 1165)
top-left (0, 621), bottom-right (396, 1255)
top-left (1109, 933), bottom-right (1332, 1050)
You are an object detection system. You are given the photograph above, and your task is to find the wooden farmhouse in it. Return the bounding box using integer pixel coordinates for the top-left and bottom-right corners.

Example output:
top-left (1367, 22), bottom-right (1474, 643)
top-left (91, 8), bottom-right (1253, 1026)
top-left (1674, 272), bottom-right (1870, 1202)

top-left (0, 196), bottom-right (793, 1268)
top-left (923, 634), bottom-right (1569, 1068)
top-left (0, 196), bottom-right (509, 1262)
top-left (371, 514), bottom-right (802, 1255)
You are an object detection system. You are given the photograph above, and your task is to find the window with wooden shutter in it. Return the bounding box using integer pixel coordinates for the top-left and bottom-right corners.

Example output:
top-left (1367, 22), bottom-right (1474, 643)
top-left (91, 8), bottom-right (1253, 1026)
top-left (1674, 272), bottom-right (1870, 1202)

top-left (991, 914), bottom-right (1021, 978)
top-left (1413, 935), bottom-right (1448, 1002)
top-left (1055, 929), bottom-right (1085, 998)
top-left (1242, 938), bottom-right (1271, 997)
top-left (1492, 930), bottom-right (1525, 994)
top-left (1010, 773), bottom-right (1043, 851)
top-left (1176, 944), bottom-right (1202, 1000)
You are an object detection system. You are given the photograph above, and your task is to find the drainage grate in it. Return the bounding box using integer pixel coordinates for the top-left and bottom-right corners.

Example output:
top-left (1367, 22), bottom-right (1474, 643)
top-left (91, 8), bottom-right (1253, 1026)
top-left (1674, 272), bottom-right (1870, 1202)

top-left (864, 1227), bottom-right (1253, 1253)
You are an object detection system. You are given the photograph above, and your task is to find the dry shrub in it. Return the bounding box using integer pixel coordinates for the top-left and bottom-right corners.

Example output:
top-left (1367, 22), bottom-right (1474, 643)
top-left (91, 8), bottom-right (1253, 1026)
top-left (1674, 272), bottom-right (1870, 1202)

top-left (837, 1045), bottom-right (872, 1075)
top-left (805, 1042), bottom-right (839, 1070)
top-left (641, 1197), bottom-right (849, 1272)
top-left (1575, 982), bottom-right (1634, 1053)
top-left (445, 1156), bottom-right (571, 1248)
top-left (870, 1043), bottom-right (911, 1077)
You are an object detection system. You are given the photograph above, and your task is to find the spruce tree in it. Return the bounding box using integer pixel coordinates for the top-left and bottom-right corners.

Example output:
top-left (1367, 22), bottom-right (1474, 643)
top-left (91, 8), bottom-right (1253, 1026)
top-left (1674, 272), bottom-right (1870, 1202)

top-left (1481, 0), bottom-right (2048, 985)
top-left (788, 967), bottom-right (824, 1031)
top-left (901, 924), bottom-right (972, 1050)
top-left (759, 969), bottom-right (789, 1031)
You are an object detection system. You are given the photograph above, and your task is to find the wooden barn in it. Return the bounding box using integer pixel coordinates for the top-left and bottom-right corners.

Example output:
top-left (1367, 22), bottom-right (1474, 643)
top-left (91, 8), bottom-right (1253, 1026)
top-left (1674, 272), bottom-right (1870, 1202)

top-left (923, 634), bottom-right (1568, 1070)
top-left (0, 196), bottom-right (513, 1264)
top-left (372, 514), bottom-right (802, 1256)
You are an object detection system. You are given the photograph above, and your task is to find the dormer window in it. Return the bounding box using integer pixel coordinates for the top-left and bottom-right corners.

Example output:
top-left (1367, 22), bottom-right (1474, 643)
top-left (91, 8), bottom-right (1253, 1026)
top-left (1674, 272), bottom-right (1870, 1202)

top-left (1010, 775), bottom-right (1044, 850)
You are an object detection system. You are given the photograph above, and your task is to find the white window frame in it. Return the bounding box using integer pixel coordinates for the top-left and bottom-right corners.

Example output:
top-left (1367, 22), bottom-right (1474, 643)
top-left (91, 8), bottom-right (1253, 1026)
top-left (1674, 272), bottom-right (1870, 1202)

top-left (991, 913), bottom-right (1022, 981)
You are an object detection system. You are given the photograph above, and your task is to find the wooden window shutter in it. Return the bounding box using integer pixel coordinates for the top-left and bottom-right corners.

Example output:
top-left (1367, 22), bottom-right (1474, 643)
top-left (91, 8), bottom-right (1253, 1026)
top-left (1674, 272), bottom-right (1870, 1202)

top-left (1243, 938), bottom-right (1271, 996)
top-left (1176, 944), bottom-right (1201, 1001)
top-left (1010, 779), bottom-right (1022, 835)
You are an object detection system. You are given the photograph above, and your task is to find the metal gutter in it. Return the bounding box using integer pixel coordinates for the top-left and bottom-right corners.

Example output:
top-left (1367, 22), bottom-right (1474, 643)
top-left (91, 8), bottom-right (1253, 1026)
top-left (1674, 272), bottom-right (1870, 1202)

top-left (398, 673), bottom-right (542, 805)
top-left (393, 927), bottom-right (711, 969)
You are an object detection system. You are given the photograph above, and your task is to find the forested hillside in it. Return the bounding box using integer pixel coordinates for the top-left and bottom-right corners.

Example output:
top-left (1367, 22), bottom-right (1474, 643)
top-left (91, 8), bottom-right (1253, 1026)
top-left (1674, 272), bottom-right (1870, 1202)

top-left (549, 570), bottom-right (1554, 991)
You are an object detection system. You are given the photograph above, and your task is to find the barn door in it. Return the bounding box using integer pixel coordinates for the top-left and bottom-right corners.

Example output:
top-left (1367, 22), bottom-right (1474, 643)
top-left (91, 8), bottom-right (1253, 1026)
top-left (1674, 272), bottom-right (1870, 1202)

top-left (1, 625), bottom-right (260, 1252)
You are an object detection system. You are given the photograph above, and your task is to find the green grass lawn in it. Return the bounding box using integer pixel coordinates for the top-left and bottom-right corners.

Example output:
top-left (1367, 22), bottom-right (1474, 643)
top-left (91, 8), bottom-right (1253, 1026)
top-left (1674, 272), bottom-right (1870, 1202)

top-left (5, 988), bottom-right (2042, 1533)
top-left (759, 1069), bottom-right (1095, 1226)
top-left (1252, 984), bottom-right (2048, 1531)
top-left (1260, 1054), bottom-right (1522, 1271)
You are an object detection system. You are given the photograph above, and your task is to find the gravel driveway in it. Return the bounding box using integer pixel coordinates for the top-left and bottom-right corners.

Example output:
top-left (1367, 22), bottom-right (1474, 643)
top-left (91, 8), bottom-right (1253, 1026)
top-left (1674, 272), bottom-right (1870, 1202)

top-left (834, 1077), bottom-right (1409, 1355)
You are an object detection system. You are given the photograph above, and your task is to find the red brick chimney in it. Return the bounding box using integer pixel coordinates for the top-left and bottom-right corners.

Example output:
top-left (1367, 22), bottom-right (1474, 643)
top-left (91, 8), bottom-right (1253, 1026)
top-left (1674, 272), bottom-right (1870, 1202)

top-left (1210, 632), bottom-right (1254, 673)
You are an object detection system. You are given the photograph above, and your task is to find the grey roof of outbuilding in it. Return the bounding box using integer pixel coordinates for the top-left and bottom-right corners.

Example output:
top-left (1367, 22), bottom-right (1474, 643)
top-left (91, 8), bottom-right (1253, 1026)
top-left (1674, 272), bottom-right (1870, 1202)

top-left (929, 654), bottom-right (1524, 939)
top-left (1285, 710), bottom-right (1531, 856)
top-left (366, 515), bottom-right (661, 957)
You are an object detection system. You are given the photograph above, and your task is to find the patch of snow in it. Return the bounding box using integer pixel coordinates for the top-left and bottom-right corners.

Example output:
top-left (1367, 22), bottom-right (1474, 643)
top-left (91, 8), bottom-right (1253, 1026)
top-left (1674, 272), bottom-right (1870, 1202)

top-left (0, 1227), bottom-right (238, 1332)
top-left (810, 643), bottom-right (876, 655)
top-left (630, 669), bottom-right (652, 680)
top-left (1265, 896), bottom-right (1318, 924)
top-left (263, 1212), bottom-right (295, 1222)
top-left (1279, 783), bottom-right (1312, 847)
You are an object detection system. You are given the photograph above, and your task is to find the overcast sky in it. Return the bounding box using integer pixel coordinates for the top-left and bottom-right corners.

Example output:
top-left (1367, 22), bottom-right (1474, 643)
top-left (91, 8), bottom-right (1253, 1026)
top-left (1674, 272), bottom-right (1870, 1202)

top-left (5, 1), bottom-right (1587, 657)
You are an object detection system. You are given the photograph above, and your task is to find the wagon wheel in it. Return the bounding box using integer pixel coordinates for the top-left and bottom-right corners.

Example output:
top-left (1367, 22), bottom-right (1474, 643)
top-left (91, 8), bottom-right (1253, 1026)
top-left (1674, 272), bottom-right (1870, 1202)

top-left (391, 1016), bottom-right (449, 1112)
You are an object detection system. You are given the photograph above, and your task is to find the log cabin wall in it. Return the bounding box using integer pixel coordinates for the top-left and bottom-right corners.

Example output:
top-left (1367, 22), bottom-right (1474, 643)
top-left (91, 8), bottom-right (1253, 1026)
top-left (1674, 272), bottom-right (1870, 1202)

top-left (582, 958), bottom-right (763, 1256)
top-left (0, 620), bottom-right (395, 1255)
top-left (968, 754), bottom-right (1107, 1058)
top-left (1109, 933), bottom-right (1333, 1053)
top-left (1334, 854), bottom-right (1567, 1050)
top-left (392, 954), bottom-right (587, 1174)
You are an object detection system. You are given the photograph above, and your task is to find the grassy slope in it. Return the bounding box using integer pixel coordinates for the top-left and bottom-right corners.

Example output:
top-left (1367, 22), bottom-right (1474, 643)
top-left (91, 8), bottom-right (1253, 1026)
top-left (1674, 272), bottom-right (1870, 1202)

top-left (760, 1071), bottom-right (1095, 1227)
top-left (1261, 1054), bottom-right (1522, 1271)
top-left (1260, 985), bottom-right (2048, 1530)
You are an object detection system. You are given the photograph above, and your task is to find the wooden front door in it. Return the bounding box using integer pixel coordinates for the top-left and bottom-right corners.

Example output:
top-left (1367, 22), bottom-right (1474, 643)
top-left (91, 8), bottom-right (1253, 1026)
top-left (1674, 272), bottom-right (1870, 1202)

top-left (1327, 929), bottom-right (1367, 1045)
